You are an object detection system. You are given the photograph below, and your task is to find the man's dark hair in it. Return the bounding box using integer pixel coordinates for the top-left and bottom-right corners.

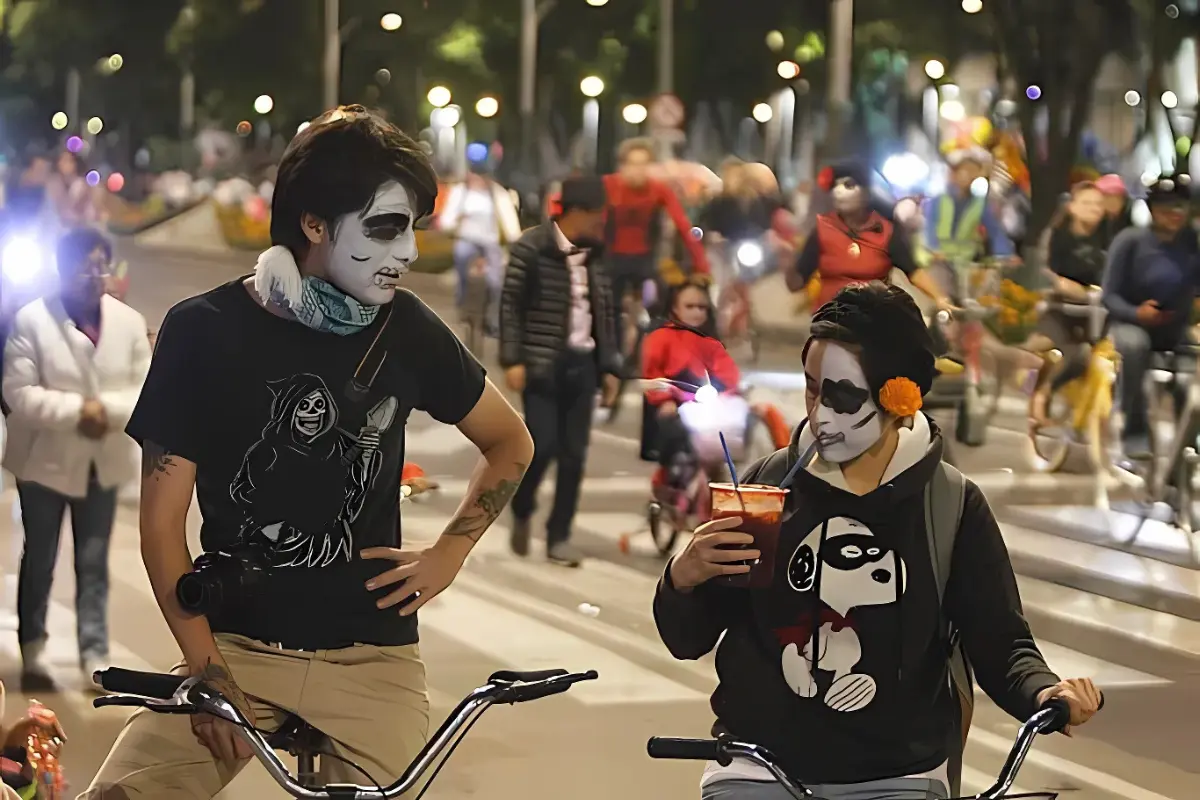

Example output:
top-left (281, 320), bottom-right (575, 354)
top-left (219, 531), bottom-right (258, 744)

top-left (618, 137), bottom-right (655, 164)
top-left (57, 226), bottom-right (112, 273)
top-left (270, 105), bottom-right (439, 254)
top-left (802, 281), bottom-right (938, 398)
top-left (558, 175), bottom-right (607, 215)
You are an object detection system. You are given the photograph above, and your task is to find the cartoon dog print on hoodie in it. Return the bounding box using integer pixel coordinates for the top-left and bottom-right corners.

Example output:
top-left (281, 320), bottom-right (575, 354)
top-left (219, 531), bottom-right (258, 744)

top-left (775, 516), bottom-right (906, 712)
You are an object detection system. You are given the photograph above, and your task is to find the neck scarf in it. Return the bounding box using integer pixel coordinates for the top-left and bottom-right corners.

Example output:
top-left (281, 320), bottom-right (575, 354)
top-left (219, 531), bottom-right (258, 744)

top-left (279, 277), bottom-right (380, 335)
top-left (254, 245), bottom-right (380, 335)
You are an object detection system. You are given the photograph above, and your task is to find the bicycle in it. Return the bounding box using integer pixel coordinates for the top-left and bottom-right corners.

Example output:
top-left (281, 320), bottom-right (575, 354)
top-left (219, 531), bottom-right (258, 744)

top-left (1025, 290), bottom-right (1118, 480)
top-left (92, 665), bottom-right (598, 799)
top-left (931, 301), bottom-right (1003, 447)
top-left (648, 697), bottom-right (1081, 799)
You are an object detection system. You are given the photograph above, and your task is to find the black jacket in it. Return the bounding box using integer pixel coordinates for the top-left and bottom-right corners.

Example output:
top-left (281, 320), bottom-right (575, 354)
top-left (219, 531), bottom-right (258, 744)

top-left (499, 222), bottom-right (621, 378)
top-left (654, 416), bottom-right (1058, 785)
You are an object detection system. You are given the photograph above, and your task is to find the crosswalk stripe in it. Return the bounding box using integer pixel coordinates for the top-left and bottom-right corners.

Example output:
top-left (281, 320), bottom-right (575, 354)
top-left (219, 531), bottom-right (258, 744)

top-left (419, 588), bottom-right (705, 705)
top-left (970, 726), bottom-right (1177, 800)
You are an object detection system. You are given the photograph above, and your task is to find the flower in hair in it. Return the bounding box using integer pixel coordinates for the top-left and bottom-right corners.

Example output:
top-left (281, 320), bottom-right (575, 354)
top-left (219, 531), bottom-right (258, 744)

top-left (878, 376), bottom-right (922, 417)
top-left (817, 166), bottom-right (835, 192)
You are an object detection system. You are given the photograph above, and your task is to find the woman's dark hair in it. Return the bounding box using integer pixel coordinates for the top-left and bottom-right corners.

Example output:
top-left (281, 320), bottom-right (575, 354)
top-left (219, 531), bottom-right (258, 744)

top-left (667, 276), bottom-right (717, 337)
top-left (57, 226), bottom-right (112, 273)
top-left (802, 281), bottom-right (937, 399)
top-left (270, 105), bottom-right (439, 254)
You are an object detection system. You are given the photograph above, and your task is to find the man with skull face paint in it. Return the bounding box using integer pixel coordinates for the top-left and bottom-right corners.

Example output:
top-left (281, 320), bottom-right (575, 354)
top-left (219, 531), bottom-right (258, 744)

top-left (84, 107), bottom-right (534, 798)
top-left (787, 162), bottom-right (952, 313)
top-left (655, 283), bottom-right (1101, 800)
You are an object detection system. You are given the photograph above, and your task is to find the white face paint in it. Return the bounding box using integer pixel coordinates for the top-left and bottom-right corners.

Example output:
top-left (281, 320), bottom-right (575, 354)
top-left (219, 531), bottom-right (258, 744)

top-left (326, 180), bottom-right (418, 305)
top-left (807, 341), bottom-right (884, 463)
top-left (831, 178), bottom-right (865, 215)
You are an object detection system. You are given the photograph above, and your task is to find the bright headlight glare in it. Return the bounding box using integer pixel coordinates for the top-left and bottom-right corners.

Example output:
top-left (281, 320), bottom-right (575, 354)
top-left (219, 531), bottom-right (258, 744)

top-left (736, 241), bottom-right (764, 267)
top-left (2, 237), bottom-right (43, 284)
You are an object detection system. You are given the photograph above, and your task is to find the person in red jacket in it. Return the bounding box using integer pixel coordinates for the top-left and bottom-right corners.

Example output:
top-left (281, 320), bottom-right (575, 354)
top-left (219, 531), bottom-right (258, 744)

top-left (604, 139), bottom-right (710, 310)
top-left (641, 278), bottom-right (740, 492)
top-left (786, 161), bottom-right (950, 312)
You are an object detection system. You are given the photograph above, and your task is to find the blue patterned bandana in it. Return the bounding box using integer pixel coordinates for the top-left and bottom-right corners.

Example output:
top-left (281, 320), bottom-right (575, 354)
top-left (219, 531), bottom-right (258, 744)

top-left (278, 276), bottom-right (380, 335)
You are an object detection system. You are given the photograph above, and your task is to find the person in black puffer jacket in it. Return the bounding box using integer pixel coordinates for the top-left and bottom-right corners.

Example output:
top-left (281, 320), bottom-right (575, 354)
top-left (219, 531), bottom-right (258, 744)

top-left (499, 175), bottom-right (622, 567)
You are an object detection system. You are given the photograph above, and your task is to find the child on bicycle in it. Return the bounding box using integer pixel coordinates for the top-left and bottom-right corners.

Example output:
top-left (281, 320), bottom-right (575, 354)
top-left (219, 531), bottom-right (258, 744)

top-left (655, 282), bottom-right (1101, 800)
top-left (641, 278), bottom-right (740, 504)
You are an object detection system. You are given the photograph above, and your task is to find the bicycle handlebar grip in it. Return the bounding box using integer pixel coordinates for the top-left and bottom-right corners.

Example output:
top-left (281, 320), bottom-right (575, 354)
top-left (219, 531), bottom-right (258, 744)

top-left (96, 668), bottom-right (187, 699)
top-left (488, 669), bottom-right (568, 683)
top-left (647, 737), bottom-right (724, 761)
top-left (1040, 697), bottom-right (1072, 734)
top-left (93, 696), bottom-right (156, 709)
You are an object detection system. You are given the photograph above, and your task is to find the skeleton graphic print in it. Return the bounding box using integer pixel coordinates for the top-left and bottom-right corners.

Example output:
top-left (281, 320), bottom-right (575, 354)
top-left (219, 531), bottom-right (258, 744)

top-left (229, 373), bottom-right (399, 568)
top-left (774, 516), bottom-right (906, 713)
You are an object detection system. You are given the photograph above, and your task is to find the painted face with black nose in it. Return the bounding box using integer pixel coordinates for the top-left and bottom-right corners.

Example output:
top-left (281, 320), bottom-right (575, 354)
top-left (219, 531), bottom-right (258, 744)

top-left (804, 340), bottom-right (884, 463)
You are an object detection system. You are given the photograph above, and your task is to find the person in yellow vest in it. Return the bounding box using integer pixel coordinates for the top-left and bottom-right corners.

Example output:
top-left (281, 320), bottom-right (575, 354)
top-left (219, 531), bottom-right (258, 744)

top-left (921, 148), bottom-right (1016, 285)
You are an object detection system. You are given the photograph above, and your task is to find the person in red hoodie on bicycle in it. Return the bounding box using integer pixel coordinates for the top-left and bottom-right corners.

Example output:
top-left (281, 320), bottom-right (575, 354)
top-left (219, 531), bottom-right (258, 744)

top-left (641, 278), bottom-right (740, 495)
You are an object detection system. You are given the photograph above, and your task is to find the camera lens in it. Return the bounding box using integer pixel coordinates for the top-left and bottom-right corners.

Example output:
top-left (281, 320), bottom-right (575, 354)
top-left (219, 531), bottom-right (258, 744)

top-left (176, 571), bottom-right (219, 615)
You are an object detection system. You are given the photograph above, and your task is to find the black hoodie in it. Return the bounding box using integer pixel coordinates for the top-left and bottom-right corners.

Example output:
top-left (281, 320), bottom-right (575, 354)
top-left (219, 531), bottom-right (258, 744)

top-left (653, 415), bottom-right (1059, 785)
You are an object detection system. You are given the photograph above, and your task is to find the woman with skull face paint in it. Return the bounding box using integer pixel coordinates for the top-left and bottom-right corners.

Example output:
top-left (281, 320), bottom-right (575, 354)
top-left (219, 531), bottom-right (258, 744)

top-left (87, 106), bottom-right (534, 798)
top-left (786, 162), bottom-right (952, 313)
top-left (655, 282), bottom-right (1101, 800)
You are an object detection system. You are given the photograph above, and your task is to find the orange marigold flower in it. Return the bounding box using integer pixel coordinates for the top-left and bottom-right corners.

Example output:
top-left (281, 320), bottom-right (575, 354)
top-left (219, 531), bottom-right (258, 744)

top-left (878, 376), bottom-right (923, 417)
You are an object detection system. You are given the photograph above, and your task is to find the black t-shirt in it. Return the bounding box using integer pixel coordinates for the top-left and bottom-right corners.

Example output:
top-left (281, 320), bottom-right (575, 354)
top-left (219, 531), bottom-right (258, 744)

top-left (1048, 223), bottom-right (1107, 287)
top-left (127, 278), bottom-right (486, 648)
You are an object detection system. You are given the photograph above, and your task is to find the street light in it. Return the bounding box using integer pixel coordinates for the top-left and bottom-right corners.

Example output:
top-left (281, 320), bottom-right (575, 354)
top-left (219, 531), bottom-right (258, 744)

top-left (439, 105), bottom-right (462, 127)
top-left (86, 116), bottom-right (104, 135)
top-left (924, 59), bottom-right (945, 80)
top-left (108, 54), bottom-right (124, 72)
top-left (961, 0), bottom-right (982, 12)
top-left (380, 12), bottom-right (402, 30)
top-left (580, 76), bottom-right (605, 97)
top-left (752, 102), bottom-right (773, 123)
top-left (586, 0), bottom-right (609, 5)
top-left (475, 96), bottom-right (499, 118)
top-left (765, 30), bottom-right (784, 51)
top-left (1125, 90), bottom-right (1141, 107)
top-left (254, 94), bottom-right (274, 114)
top-left (50, 112), bottom-right (68, 131)
top-left (777, 60), bottom-right (801, 80)
top-left (1163, 90), bottom-right (1179, 109)
top-left (428, 85), bottom-right (452, 108)
top-left (623, 103), bottom-right (648, 124)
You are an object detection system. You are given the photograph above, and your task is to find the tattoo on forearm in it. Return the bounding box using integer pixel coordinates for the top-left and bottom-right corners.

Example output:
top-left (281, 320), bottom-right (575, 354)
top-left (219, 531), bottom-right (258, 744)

top-left (442, 462), bottom-right (528, 542)
top-left (141, 440), bottom-right (176, 481)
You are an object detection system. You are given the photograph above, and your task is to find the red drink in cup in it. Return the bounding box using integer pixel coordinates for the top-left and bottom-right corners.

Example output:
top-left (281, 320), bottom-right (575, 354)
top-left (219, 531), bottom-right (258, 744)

top-left (709, 483), bottom-right (788, 589)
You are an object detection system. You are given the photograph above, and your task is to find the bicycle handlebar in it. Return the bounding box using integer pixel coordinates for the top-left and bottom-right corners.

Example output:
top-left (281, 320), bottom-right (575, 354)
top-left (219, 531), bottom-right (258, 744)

top-left (647, 695), bottom-right (1101, 800)
top-left (95, 666), bottom-right (598, 799)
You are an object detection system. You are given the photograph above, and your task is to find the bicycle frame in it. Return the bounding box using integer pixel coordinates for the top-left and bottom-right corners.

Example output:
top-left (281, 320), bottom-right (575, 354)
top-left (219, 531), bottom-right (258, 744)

top-left (93, 667), bottom-right (597, 799)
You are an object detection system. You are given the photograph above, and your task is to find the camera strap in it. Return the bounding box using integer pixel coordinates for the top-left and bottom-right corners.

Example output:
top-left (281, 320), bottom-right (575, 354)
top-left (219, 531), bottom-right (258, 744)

top-left (340, 303), bottom-right (394, 468)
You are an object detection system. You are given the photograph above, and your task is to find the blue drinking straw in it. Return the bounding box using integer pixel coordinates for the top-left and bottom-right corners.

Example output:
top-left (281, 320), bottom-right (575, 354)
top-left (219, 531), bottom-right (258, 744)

top-left (718, 432), bottom-right (740, 488)
top-left (780, 440), bottom-right (819, 489)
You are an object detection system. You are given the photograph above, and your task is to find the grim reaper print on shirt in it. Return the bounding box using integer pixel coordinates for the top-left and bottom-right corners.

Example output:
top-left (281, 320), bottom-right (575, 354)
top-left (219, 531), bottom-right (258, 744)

top-left (773, 516), bottom-right (907, 713)
top-left (229, 373), bottom-right (399, 568)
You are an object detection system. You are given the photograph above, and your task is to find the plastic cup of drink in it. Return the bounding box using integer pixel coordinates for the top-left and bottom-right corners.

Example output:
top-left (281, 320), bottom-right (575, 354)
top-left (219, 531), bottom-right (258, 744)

top-left (708, 482), bottom-right (788, 588)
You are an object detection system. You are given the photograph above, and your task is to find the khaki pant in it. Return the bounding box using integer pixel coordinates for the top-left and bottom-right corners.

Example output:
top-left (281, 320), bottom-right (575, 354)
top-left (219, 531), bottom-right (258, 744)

top-left (80, 634), bottom-right (430, 799)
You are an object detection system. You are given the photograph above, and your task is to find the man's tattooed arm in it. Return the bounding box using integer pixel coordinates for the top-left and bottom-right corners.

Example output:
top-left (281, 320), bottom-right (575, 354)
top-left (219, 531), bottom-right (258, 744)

top-left (195, 658), bottom-right (254, 721)
top-left (141, 440), bottom-right (177, 481)
top-left (440, 462), bottom-right (528, 543)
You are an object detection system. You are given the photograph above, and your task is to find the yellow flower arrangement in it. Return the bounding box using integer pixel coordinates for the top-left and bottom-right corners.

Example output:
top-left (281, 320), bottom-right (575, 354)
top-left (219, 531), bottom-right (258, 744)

top-left (978, 277), bottom-right (1041, 344)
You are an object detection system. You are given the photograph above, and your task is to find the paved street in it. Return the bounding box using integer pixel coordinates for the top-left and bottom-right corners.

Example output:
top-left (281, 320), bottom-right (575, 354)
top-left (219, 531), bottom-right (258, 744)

top-left (1, 228), bottom-right (1195, 798)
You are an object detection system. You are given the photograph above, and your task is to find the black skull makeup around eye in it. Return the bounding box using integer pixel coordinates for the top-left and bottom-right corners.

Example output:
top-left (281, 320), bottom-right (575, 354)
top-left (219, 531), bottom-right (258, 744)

top-left (362, 212), bottom-right (412, 242)
top-left (820, 378), bottom-right (870, 415)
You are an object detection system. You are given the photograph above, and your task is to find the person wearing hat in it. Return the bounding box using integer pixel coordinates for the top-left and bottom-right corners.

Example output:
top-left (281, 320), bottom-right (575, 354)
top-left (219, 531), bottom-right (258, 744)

top-left (1094, 173), bottom-right (1133, 241)
top-left (655, 281), bottom-right (1102, 800)
top-left (921, 148), bottom-right (1016, 285)
top-left (786, 161), bottom-right (951, 311)
top-left (500, 175), bottom-right (622, 567)
top-left (1103, 173), bottom-right (1200, 457)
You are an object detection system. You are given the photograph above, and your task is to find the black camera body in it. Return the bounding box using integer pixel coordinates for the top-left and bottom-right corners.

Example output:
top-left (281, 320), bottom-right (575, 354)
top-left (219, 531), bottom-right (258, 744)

top-left (175, 542), bottom-right (273, 616)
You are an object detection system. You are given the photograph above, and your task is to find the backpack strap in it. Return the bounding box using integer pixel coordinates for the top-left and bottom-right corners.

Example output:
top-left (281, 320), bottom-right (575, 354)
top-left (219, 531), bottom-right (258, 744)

top-left (924, 461), bottom-right (970, 797)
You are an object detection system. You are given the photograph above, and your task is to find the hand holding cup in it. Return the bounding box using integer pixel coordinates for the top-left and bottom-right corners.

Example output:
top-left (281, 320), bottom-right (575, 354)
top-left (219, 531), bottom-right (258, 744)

top-left (669, 516), bottom-right (760, 591)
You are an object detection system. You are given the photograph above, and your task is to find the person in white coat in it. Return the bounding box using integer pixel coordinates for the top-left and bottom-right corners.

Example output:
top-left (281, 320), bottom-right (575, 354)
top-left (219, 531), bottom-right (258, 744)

top-left (2, 227), bottom-right (150, 688)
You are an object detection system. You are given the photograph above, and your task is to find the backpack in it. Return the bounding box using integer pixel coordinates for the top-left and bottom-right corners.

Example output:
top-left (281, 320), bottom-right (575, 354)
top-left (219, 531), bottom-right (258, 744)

top-left (757, 449), bottom-right (970, 795)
